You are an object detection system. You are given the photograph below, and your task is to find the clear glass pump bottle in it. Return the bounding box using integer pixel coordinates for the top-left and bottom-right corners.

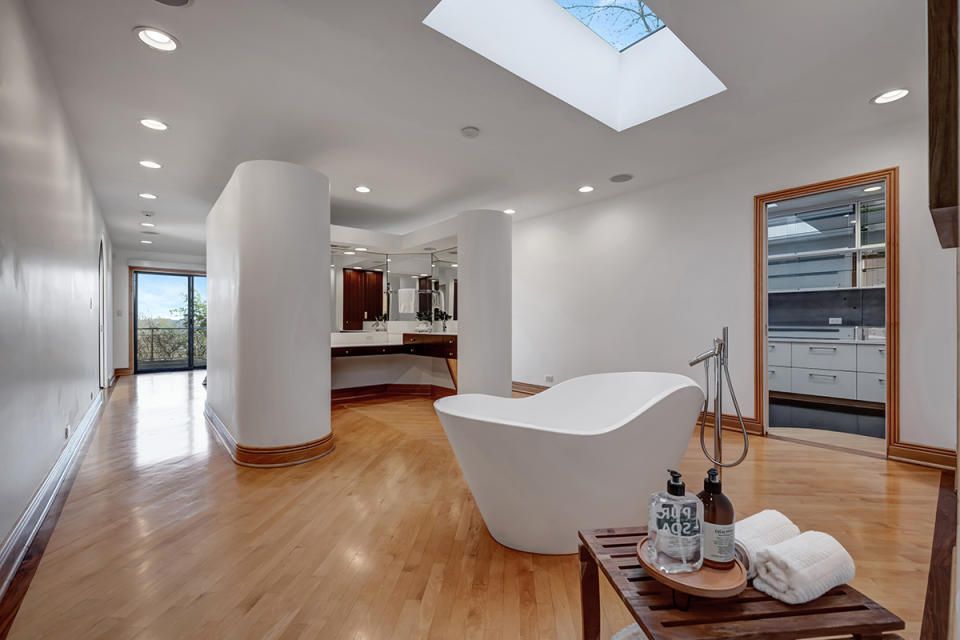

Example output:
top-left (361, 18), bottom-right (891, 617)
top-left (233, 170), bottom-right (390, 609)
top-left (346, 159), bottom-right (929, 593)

top-left (647, 470), bottom-right (703, 574)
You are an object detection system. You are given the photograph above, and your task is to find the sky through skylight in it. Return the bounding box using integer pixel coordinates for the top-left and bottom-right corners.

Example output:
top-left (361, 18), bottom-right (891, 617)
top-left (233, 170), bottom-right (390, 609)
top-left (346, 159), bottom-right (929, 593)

top-left (554, 0), bottom-right (664, 52)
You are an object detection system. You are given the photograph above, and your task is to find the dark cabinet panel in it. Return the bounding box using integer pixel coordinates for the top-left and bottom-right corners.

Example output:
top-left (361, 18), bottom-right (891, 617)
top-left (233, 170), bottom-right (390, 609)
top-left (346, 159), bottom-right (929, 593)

top-left (363, 271), bottom-right (384, 321)
top-left (343, 269), bottom-right (364, 331)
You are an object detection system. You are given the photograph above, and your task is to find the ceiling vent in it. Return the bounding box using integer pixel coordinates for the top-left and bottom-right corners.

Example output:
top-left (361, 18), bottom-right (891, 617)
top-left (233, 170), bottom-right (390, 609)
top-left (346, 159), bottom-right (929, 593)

top-left (154, 0), bottom-right (192, 6)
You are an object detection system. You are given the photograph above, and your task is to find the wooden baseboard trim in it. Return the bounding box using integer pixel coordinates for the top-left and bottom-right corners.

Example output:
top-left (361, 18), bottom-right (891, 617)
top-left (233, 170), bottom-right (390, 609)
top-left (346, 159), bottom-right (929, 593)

top-left (700, 411), bottom-right (764, 436)
top-left (512, 381), bottom-right (549, 395)
top-left (920, 471), bottom-right (956, 639)
top-left (203, 403), bottom-right (336, 468)
top-left (888, 443), bottom-right (957, 470)
top-left (332, 384), bottom-right (455, 403)
top-left (114, 367), bottom-right (133, 378)
top-left (0, 388), bottom-right (108, 637)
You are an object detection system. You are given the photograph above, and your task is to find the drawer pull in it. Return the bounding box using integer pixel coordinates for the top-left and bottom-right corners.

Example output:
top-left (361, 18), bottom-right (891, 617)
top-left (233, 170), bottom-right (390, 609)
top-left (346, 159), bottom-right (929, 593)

top-left (808, 373), bottom-right (838, 380)
top-left (878, 378), bottom-right (886, 384)
top-left (878, 348), bottom-right (885, 353)
top-left (808, 346), bottom-right (838, 352)
top-left (768, 344), bottom-right (776, 351)
top-left (768, 370), bottom-right (775, 375)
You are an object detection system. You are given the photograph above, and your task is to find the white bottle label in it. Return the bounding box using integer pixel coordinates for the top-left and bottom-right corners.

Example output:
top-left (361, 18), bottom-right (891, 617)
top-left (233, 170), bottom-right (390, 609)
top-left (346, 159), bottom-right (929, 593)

top-left (703, 521), bottom-right (735, 562)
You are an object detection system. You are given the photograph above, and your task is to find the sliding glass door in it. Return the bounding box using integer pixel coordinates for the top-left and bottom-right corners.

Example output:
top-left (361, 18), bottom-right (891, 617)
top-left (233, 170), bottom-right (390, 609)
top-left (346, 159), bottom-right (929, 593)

top-left (135, 271), bottom-right (207, 373)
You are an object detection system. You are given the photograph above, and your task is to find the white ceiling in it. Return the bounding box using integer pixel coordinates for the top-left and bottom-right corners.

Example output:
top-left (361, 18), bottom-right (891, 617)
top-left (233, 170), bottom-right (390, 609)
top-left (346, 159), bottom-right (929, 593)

top-left (26, 0), bottom-right (925, 254)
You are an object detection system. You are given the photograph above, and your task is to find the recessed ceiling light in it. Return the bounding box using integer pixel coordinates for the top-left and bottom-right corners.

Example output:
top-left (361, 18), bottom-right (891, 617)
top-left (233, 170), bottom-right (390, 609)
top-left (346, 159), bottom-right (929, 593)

top-left (139, 160), bottom-right (162, 169)
top-left (330, 264), bottom-right (335, 268)
top-left (419, 273), bottom-right (429, 277)
top-left (139, 118), bottom-right (168, 131)
top-left (578, 185), bottom-right (595, 193)
top-left (140, 240), bottom-right (153, 244)
top-left (452, 263), bottom-right (458, 268)
top-left (503, 209), bottom-right (516, 215)
top-left (767, 203), bottom-right (778, 208)
top-left (355, 247), bottom-right (367, 252)
top-left (344, 251), bottom-right (356, 255)
top-left (139, 193), bottom-right (157, 200)
top-left (871, 89), bottom-right (909, 104)
top-left (140, 222), bottom-right (156, 228)
top-left (355, 185), bottom-right (371, 193)
top-left (387, 258), bottom-right (392, 262)
top-left (374, 269), bottom-right (382, 272)
top-left (863, 186), bottom-right (883, 193)
top-left (135, 27), bottom-right (179, 52)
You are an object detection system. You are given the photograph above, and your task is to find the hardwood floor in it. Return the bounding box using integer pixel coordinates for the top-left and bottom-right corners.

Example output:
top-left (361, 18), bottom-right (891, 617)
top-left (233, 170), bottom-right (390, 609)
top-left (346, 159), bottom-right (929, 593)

top-left (768, 426), bottom-right (888, 457)
top-left (7, 372), bottom-right (942, 639)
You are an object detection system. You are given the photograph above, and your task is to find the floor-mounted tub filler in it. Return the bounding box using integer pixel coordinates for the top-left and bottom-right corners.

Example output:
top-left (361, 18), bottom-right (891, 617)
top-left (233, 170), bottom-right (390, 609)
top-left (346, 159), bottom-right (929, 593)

top-left (434, 372), bottom-right (705, 554)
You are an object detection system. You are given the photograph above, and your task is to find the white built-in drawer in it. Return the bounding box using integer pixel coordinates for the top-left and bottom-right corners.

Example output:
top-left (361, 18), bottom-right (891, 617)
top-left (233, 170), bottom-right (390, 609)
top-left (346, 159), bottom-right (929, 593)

top-left (768, 366), bottom-right (791, 392)
top-left (768, 341), bottom-right (791, 367)
top-left (856, 344), bottom-right (886, 374)
top-left (857, 373), bottom-right (887, 403)
top-left (791, 368), bottom-right (857, 399)
top-left (790, 342), bottom-right (856, 371)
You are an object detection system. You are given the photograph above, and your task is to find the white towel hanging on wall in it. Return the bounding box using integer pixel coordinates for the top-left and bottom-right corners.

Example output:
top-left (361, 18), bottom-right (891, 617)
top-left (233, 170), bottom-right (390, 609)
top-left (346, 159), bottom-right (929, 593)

top-left (398, 288), bottom-right (416, 313)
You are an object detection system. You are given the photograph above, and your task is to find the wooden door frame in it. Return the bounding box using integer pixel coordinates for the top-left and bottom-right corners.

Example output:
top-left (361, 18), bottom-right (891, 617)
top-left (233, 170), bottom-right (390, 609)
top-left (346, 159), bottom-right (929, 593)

top-left (755, 167), bottom-right (952, 468)
top-left (116, 266), bottom-right (207, 376)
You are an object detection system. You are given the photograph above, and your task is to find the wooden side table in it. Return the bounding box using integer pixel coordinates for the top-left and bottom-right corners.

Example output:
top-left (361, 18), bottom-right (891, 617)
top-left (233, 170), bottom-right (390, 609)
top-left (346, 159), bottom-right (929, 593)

top-left (579, 527), bottom-right (906, 640)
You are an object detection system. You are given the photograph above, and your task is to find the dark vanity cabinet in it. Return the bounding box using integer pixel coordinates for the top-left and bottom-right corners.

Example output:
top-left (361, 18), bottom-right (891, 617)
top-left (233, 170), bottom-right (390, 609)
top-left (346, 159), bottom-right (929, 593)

top-left (342, 268), bottom-right (384, 330)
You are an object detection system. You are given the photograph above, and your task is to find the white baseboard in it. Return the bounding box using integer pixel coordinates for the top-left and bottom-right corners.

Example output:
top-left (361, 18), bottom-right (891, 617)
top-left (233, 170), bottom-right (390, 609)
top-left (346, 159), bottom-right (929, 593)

top-left (0, 389), bottom-right (104, 599)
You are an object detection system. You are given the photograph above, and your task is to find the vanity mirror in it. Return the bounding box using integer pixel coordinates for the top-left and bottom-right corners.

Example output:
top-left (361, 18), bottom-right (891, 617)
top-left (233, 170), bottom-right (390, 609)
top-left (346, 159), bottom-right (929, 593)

top-left (330, 245), bottom-right (459, 330)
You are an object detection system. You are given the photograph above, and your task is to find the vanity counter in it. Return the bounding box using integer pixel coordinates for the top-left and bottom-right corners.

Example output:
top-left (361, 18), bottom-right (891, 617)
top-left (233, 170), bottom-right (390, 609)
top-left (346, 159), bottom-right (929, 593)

top-left (331, 332), bottom-right (458, 394)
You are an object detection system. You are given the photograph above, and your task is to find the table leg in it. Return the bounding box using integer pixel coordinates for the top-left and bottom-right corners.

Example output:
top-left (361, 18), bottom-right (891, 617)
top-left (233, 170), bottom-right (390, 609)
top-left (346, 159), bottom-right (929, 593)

top-left (579, 544), bottom-right (601, 640)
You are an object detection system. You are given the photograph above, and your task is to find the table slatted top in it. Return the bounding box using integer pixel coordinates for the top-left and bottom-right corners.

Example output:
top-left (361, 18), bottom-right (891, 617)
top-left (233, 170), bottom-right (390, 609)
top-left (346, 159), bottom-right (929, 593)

top-left (579, 527), bottom-right (905, 640)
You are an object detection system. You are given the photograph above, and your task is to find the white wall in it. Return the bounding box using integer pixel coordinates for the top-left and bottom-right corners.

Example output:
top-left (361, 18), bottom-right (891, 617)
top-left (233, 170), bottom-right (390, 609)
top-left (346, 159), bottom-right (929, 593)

top-left (0, 0), bottom-right (113, 541)
top-left (206, 161), bottom-right (331, 448)
top-left (112, 250), bottom-right (206, 371)
top-left (513, 118), bottom-right (957, 451)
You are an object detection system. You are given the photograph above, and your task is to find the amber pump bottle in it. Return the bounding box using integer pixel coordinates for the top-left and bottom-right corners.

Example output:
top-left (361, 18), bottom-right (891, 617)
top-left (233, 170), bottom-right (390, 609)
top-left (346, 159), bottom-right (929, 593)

top-left (697, 468), bottom-right (735, 570)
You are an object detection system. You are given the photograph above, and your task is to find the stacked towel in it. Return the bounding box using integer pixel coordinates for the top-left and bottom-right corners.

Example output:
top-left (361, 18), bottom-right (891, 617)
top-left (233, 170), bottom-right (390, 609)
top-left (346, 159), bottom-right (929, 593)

top-left (753, 531), bottom-right (856, 604)
top-left (611, 623), bottom-right (648, 640)
top-left (734, 509), bottom-right (801, 579)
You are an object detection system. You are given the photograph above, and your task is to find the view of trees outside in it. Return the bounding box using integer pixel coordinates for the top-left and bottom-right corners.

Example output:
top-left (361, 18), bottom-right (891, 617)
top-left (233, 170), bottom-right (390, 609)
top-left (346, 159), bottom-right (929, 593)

top-left (555, 1), bottom-right (664, 51)
top-left (136, 274), bottom-right (206, 368)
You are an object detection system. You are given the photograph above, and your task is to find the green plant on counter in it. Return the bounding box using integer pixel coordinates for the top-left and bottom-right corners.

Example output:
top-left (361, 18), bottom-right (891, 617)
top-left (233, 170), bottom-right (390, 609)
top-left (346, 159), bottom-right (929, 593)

top-left (416, 311), bottom-right (433, 322)
top-left (433, 309), bottom-right (451, 322)
top-left (374, 314), bottom-right (389, 322)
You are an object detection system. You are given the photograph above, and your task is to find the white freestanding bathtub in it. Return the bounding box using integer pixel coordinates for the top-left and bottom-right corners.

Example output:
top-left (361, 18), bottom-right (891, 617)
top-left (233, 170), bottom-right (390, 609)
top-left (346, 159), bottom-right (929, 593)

top-left (434, 372), bottom-right (705, 554)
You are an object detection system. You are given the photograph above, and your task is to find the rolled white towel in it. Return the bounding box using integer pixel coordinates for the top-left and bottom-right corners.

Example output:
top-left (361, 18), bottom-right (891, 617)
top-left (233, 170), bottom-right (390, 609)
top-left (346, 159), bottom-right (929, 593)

top-left (611, 623), bottom-right (648, 640)
top-left (734, 509), bottom-right (801, 579)
top-left (753, 530), bottom-right (856, 604)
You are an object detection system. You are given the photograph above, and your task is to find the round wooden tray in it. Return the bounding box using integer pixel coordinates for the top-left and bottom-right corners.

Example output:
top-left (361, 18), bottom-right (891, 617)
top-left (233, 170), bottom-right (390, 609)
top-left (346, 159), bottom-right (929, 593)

top-left (637, 538), bottom-right (747, 599)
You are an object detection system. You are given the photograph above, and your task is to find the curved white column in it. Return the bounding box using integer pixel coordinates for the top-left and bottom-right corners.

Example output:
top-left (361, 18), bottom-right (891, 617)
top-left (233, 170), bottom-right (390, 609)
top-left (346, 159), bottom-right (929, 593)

top-left (206, 161), bottom-right (331, 454)
top-left (457, 210), bottom-right (512, 396)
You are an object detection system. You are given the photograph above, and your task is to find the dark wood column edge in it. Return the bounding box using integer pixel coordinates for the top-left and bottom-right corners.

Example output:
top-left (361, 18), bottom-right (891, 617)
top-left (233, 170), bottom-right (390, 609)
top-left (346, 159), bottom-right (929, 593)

top-left (928, 0), bottom-right (959, 247)
top-left (0, 385), bottom-right (113, 639)
top-left (920, 471), bottom-right (956, 639)
top-left (203, 403), bottom-right (335, 468)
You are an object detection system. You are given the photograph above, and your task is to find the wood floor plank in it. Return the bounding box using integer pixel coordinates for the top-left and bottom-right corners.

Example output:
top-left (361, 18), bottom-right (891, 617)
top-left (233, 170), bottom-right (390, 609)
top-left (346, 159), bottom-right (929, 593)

top-left (5, 371), bottom-right (941, 640)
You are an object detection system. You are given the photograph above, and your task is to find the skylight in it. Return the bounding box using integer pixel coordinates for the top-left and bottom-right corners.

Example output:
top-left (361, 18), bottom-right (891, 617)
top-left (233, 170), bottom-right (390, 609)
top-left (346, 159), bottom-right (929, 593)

top-left (554, 1), bottom-right (664, 52)
top-left (423, 0), bottom-right (725, 132)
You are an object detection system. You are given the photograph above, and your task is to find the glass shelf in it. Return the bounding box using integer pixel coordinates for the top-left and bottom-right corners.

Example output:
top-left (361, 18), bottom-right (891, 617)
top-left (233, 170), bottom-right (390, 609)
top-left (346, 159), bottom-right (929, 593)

top-left (768, 251), bottom-right (856, 291)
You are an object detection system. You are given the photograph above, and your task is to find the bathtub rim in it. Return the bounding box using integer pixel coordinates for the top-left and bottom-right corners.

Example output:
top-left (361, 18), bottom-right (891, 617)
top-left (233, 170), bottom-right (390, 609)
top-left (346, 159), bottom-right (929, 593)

top-left (433, 371), bottom-right (704, 436)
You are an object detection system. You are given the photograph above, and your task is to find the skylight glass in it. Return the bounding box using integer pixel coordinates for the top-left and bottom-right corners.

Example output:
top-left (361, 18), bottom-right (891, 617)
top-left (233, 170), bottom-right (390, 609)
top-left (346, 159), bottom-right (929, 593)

top-left (554, 1), bottom-right (664, 52)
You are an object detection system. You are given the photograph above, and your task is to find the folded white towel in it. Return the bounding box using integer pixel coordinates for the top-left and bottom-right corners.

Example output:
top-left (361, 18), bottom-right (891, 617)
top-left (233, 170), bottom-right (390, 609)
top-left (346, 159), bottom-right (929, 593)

top-left (753, 530), bottom-right (855, 604)
top-left (398, 288), bottom-right (416, 314)
top-left (611, 623), bottom-right (648, 640)
top-left (734, 509), bottom-right (801, 579)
